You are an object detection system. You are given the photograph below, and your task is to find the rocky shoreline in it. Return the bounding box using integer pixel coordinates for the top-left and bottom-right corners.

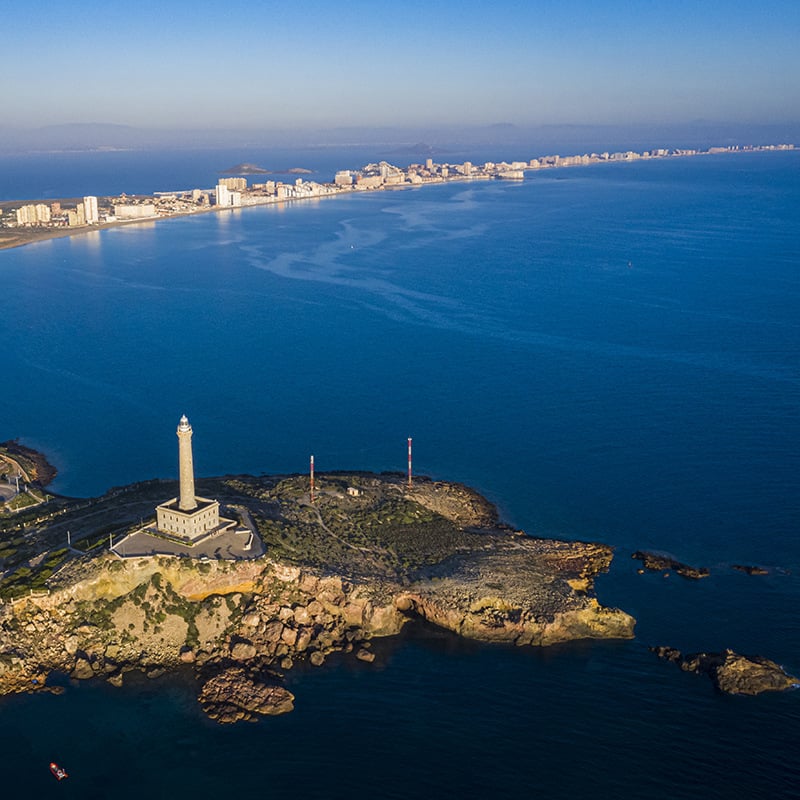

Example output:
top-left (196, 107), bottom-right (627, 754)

top-left (0, 472), bottom-right (634, 722)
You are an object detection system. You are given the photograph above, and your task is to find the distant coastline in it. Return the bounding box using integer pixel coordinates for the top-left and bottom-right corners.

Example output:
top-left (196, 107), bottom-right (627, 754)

top-left (0, 142), bottom-right (795, 252)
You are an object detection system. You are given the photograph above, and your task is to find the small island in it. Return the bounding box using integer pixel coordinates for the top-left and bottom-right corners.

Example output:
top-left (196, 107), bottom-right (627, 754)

top-left (0, 422), bottom-right (634, 723)
top-left (220, 162), bottom-right (271, 175)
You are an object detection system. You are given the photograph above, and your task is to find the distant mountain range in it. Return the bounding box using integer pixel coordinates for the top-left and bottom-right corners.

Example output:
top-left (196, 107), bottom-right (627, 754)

top-left (1, 121), bottom-right (797, 156)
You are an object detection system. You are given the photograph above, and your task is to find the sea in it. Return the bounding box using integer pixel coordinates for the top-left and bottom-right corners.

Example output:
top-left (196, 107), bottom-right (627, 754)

top-left (0, 145), bottom-right (799, 798)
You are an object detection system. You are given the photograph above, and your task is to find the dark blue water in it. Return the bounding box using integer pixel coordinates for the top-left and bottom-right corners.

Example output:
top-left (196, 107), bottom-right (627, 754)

top-left (1, 151), bottom-right (799, 797)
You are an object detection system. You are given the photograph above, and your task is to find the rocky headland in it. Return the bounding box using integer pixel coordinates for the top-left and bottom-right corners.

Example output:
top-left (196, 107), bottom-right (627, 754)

top-left (0, 470), bottom-right (634, 722)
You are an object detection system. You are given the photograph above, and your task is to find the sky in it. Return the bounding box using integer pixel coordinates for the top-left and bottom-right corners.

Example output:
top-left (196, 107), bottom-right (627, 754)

top-left (2, 0), bottom-right (799, 132)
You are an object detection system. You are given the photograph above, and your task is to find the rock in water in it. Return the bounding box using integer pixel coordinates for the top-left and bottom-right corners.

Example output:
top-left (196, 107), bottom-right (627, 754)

top-left (651, 646), bottom-right (799, 695)
top-left (731, 564), bottom-right (769, 576)
top-left (356, 648), bottom-right (375, 662)
top-left (198, 667), bottom-right (294, 723)
top-left (710, 651), bottom-right (799, 695)
top-left (632, 551), bottom-right (710, 579)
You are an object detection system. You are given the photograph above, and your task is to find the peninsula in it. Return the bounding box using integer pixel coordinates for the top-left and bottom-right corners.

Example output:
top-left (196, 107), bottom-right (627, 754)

top-left (1, 143), bottom-right (795, 251)
top-left (0, 435), bottom-right (634, 722)
top-left (3, 419), bottom-right (796, 719)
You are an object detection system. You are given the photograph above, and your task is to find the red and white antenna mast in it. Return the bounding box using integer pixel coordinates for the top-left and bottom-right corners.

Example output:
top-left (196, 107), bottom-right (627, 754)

top-left (407, 437), bottom-right (413, 488)
top-left (310, 454), bottom-right (315, 503)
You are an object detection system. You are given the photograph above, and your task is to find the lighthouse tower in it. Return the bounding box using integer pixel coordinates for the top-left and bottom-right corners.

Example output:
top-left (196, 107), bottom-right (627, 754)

top-left (177, 415), bottom-right (197, 511)
top-left (156, 414), bottom-right (221, 540)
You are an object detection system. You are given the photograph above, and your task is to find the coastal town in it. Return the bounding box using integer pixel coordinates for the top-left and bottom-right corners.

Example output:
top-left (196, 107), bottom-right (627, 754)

top-left (0, 142), bottom-right (795, 250)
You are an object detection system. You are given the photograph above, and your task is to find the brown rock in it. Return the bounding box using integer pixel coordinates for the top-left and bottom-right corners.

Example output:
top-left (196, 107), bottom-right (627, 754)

top-left (651, 646), bottom-right (799, 695)
top-left (293, 606), bottom-right (312, 626)
top-left (294, 628), bottom-right (313, 652)
top-left (71, 656), bottom-right (94, 680)
top-left (650, 645), bottom-right (683, 664)
top-left (342, 602), bottom-right (365, 626)
top-left (356, 648), bottom-right (375, 663)
top-left (318, 577), bottom-right (344, 605)
top-left (632, 551), bottom-right (710, 579)
top-left (280, 627), bottom-right (298, 647)
top-left (713, 651), bottom-right (799, 695)
top-left (732, 564), bottom-right (769, 576)
top-left (263, 620), bottom-right (284, 642)
top-left (242, 612), bottom-right (261, 627)
top-left (309, 651), bottom-right (326, 667)
top-left (64, 635), bottom-right (80, 656)
top-left (198, 667), bottom-right (294, 724)
top-left (299, 574), bottom-right (319, 594)
top-left (306, 600), bottom-right (324, 617)
top-left (230, 641), bottom-right (257, 661)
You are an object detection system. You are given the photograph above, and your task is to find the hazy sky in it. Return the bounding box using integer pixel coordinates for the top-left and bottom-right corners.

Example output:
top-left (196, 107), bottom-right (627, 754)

top-left (3, 0), bottom-right (799, 130)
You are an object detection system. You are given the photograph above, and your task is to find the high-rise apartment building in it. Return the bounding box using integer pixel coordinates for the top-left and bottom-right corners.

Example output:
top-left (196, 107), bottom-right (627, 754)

top-left (83, 196), bottom-right (99, 224)
top-left (215, 183), bottom-right (231, 206)
top-left (67, 204), bottom-right (86, 227)
top-left (15, 204), bottom-right (51, 225)
top-left (218, 177), bottom-right (247, 192)
top-left (334, 170), bottom-right (353, 186)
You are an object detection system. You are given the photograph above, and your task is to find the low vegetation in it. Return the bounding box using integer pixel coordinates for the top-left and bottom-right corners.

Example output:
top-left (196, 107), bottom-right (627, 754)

top-left (0, 468), bottom-right (503, 601)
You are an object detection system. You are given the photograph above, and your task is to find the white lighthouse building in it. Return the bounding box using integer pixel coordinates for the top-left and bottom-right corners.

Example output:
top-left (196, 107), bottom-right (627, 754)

top-left (156, 415), bottom-right (223, 540)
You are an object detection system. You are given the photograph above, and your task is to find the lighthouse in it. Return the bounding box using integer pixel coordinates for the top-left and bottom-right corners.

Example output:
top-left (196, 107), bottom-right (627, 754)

top-left (177, 415), bottom-right (197, 511)
top-left (155, 414), bottom-right (222, 540)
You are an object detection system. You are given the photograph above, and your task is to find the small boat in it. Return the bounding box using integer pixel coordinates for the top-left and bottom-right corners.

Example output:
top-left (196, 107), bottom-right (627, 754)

top-left (49, 762), bottom-right (68, 781)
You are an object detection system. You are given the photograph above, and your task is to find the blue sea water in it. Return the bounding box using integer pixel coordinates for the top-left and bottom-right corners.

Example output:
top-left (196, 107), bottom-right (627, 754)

top-left (1, 150), bottom-right (799, 798)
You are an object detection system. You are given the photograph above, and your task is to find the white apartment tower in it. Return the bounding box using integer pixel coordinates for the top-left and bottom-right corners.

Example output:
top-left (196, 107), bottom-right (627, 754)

top-left (83, 196), bottom-right (99, 224)
top-left (215, 183), bottom-right (231, 207)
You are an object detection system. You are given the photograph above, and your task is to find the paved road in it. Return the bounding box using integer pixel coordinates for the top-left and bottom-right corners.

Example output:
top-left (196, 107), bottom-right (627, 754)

top-left (0, 454), bottom-right (31, 483)
top-left (112, 523), bottom-right (264, 560)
